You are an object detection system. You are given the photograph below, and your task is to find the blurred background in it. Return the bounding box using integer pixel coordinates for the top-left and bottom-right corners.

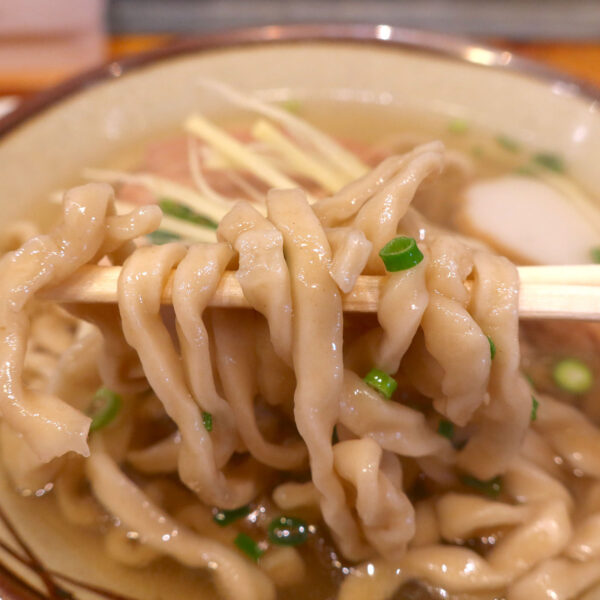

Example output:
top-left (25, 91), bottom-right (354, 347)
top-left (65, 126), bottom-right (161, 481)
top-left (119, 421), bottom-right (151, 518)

top-left (0, 0), bottom-right (599, 109)
top-left (108, 0), bottom-right (600, 38)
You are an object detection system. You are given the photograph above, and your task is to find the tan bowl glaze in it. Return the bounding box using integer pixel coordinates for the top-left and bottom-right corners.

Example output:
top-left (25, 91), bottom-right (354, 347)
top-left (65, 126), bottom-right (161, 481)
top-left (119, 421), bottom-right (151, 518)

top-left (0, 25), bottom-right (599, 600)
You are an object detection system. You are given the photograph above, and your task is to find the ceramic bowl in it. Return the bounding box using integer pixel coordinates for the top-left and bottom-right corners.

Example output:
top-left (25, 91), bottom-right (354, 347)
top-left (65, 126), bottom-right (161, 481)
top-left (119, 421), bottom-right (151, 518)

top-left (0, 24), bottom-right (599, 599)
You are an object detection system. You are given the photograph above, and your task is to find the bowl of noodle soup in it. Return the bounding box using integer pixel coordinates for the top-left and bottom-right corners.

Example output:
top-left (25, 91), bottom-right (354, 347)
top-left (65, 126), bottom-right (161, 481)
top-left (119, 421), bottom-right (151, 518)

top-left (1, 24), bottom-right (600, 600)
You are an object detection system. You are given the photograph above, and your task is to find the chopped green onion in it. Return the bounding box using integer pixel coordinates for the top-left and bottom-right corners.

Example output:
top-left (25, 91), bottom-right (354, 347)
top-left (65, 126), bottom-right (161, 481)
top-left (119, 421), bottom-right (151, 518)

top-left (531, 396), bottom-right (539, 422)
top-left (268, 516), bottom-right (308, 546)
top-left (158, 199), bottom-right (218, 229)
top-left (495, 135), bottom-right (520, 153)
top-left (202, 411), bottom-right (213, 432)
top-left (461, 475), bottom-right (502, 499)
top-left (553, 358), bottom-right (593, 394)
top-left (471, 145), bottom-right (484, 158)
top-left (213, 505), bottom-right (251, 527)
top-left (487, 336), bottom-right (496, 360)
top-left (590, 246), bottom-right (600, 264)
top-left (437, 419), bottom-right (454, 440)
top-left (234, 533), bottom-right (264, 561)
top-left (379, 236), bottom-right (424, 272)
top-left (280, 99), bottom-right (303, 114)
top-left (146, 230), bottom-right (181, 245)
top-left (515, 165), bottom-right (535, 176)
top-left (448, 119), bottom-right (468, 134)
top-left (533, 152), bottom-right (565, 173)
top-left (332, 425), bottom-right (339, 445)
top-left (364, 368), bottom-right (398, 399)
top-left (88, 387), bottom-right (122, 432)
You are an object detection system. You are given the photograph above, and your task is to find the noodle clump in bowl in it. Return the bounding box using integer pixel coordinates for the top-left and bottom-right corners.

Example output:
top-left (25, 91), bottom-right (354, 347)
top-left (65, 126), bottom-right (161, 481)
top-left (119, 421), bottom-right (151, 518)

top-left (0, 80), bottom-right (599, 600)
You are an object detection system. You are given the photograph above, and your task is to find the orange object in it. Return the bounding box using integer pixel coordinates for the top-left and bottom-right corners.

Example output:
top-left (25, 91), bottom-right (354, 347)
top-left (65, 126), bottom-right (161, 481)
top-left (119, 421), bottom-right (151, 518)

top-left (0, 0), bottom-right (107, 92)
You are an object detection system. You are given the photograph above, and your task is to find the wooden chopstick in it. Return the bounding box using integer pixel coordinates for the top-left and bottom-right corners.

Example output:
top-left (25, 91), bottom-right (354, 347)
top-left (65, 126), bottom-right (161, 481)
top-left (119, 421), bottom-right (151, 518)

top-left (39, 265), bottom-right (600, 320)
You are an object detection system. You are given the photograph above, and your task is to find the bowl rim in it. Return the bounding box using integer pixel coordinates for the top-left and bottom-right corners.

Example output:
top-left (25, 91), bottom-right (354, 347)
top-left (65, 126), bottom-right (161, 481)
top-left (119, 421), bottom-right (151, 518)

top-left (0, 23), bottom-right (599, 141)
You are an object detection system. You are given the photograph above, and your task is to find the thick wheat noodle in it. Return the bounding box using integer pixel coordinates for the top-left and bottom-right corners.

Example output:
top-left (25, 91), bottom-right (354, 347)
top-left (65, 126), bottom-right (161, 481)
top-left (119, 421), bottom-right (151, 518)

top-left (313, 143), bottom-right (441, 228)
top-left (217, 201), bottom-right (293, 364)
top-left (103, 525), bottom-right (160, 567)
top-left (457, 251), bottom-right (531, 479)
top-left (253, 318), bottom-right (296, 416)
top-left (0, 184), bottom-right (140, 462)
top-left (53, 456), bottom-right (104, 527)
top-left (333, 437), bottom-right (415, 561)
top-left (126, 431), bottom-right (181, 473)
top-left (340, 459), bottom-right (574, 598)
top-left (344, 255), bottom-right (429, 375)
top-left (326, 226), bottom-right (372, 294)
top-left (339, 371), bottom-right (451, 458)
top-left (534, 394), bottom-right (600, 478)
top-left (267, 187), bottom-right (369, 560)
top-left (353, 143), bottom-right (445, 273)
top-left (64, 304), bottom-right (148, 395)
top-left (420, 235), bottom-right (492, 427)
top-left (211, 308), bottom-right (308, 470)
top-left (2, 141), bottom-right (600, 600)
top-left (172, 243), bottom-right (240, 467)
top-left (87, 446), bottom-right (276, 600)
top-left (119, 243), bottom-right (257, 508)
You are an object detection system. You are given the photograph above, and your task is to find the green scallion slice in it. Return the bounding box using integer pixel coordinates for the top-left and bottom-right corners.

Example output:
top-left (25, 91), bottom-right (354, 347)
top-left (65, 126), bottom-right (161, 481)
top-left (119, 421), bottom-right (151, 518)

top-left (531, 396), bottom-right (539, 422)
top-left (487, 336), bottom-right (496, 360)
top-left (495, 135), bottom-right (520, 153)
top-left (379, 237), bottom-right (424, 272)
top-left (146, 230), bottom-right (181, 245)
top-left (234, 533), bottom-right (264, 561)
top-left (515, 165), bottom-right (535, 176)
top-left (202, 411), bottom-right (213, 432)
top-left (471, 145), bottom-right (484, 158)
top-left (158, 199), bottom-right (218, 229)
top-left (533, 152), bottom-right (565, 173)
top-left (268, 516), bottom-right (309, 546)
top-left (448, 119), bottom-right (468, 134)
top-left (590, 247), bottom-right (600, 264)
top-left (364, 368), bottom-right (398, 399)
top-left (553, 358), bottom-right (593, 394)
top-left (213, 505), bottom-right (251, 527)
top-left (462, 475), bottom-right (502, 499)
top-left (280, 99), bottom-right (303, 114)
top-left (437, 419), bottom-right (454, 440)
top-left (88, 387), bottom-right (122, 432)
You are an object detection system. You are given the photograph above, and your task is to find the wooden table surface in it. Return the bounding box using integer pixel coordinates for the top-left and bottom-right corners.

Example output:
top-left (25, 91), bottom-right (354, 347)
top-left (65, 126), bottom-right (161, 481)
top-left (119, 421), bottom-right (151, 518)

top-left (1, 35), bottom-right (599, 98)
top-left (500, 41), bottom-right (600, 87)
